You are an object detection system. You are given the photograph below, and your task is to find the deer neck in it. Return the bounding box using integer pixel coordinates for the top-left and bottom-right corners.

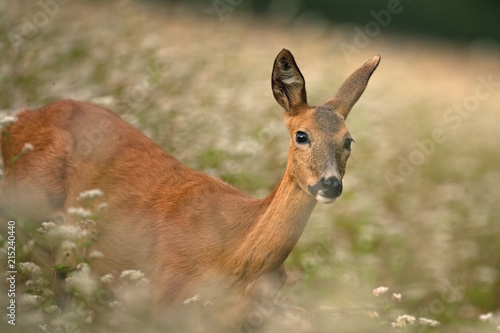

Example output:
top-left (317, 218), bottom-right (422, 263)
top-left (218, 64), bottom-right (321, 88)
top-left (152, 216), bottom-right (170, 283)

top-left (231, 168), bottom-right (317, 279)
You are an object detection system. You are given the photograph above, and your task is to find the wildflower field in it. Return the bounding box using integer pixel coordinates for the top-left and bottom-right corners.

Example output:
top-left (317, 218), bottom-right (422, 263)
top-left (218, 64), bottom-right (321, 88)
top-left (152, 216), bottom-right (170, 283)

top-left (1, 1), bottom-right (500, 332)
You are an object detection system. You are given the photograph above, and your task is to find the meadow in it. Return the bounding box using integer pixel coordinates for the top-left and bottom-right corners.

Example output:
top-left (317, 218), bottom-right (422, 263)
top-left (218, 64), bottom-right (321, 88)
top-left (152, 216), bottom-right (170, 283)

top-left (1, 1), bottom-right (500, 332)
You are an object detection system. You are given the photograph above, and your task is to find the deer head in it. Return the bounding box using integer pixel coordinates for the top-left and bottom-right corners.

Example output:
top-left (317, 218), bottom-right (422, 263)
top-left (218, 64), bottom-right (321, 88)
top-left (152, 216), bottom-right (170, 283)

top-left (272, 49), bottom-right (380, 203)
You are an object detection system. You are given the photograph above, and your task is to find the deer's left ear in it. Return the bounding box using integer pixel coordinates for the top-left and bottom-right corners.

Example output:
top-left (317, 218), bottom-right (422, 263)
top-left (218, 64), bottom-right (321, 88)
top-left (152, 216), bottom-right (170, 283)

top-left (323, 55), bottom-right (380, 119)
top-left (272, 49), bottom-right (307, 114)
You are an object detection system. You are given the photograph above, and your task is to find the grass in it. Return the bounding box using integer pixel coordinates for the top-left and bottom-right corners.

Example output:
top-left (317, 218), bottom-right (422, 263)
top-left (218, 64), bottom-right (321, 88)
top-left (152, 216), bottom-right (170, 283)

top-left (1, 0), bottom-right (500, 332)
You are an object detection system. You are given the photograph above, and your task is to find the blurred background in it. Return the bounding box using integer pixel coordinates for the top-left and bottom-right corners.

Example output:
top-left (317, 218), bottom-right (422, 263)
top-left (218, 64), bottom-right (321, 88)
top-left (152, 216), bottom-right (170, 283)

top-left (1, 0), bottom-right (500, 332)
top-left (174, 0), bottom-right (500, 43)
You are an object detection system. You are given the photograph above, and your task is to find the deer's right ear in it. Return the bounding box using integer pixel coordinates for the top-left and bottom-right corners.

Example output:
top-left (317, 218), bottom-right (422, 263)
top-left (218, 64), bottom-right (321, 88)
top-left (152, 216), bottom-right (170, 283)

top-left (272, 49), bottom-right (307, 114)
top-left (323, 55), bottom-right (380, 119)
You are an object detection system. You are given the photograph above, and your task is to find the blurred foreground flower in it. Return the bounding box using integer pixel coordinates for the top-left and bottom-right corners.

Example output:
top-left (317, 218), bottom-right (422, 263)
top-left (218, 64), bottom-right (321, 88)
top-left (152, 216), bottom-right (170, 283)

top-left (391, 293), bottom-right (402, 302)
top-left (183, 294), bottom-right (200, 305)
top-left (18, 262), bottom-right (42, 277)
top-left (44, 305), bottom-right (62, 315)
top-left (38, 223), bottom-right (89, 241)
top-left (100, 273), bottom-right (115, 284)
top-left (68, 207), bottom-right (93, 219)
top-left (479, 312), bottom-right (493, 322)
top-left (0, 115), bottom-right (17, 126)
top-left (36, 221), bottom-right (57, 234)
top-left (22, 142), bottom-right (34, 152)
top-left (120, 269), bottom-right (144, 281)
top-left (418, 317), bottom-right (440, 327)
top-left (19, 294), bottom-right (42, 309)
top-left (89, 250), bottom-right (104, 260)
top-left (120, 269), bottom-right (150, 286)
top-left (65, 263), bottom-right (98, 300)
top-left (78, 189), bottom-right (104, 201)
top-left (391, 314), bottom-right (416, 328)
top-left (372, 286), bottom-right (389, 297)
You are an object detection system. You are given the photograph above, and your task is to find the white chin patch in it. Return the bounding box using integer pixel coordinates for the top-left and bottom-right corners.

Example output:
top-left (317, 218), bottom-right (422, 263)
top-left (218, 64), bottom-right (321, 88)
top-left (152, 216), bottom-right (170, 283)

top-left (316, 194), bottom-right (337, 204)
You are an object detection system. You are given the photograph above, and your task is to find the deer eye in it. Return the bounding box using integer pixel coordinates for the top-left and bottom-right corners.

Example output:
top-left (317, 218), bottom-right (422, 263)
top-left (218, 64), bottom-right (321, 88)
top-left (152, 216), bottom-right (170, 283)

top-left (295, 131), bottom-right (309, 144)
top-left (343, 138), bottom-right (354, 151)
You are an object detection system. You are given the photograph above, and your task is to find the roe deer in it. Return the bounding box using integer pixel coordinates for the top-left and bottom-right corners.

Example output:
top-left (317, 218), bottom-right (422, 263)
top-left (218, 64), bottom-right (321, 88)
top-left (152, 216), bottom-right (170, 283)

top-left (0, 49), bottom-right (380, 319)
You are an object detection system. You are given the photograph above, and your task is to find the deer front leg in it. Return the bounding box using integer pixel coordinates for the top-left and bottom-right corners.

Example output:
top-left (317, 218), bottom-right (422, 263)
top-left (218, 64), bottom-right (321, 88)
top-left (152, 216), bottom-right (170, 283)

top-left (241, 266), bottom-right (310, 331)
top-left (248, 265), bottom-right (287, 301)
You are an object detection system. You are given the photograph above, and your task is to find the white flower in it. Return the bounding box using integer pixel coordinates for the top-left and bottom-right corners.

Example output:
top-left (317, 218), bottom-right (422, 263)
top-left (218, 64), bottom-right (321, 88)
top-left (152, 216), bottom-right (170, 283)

top-left (41, 288), bottom-right (54, 300)
top-left (19, 294), bottom-right (42, 308)
top-left (0, 115), bottom-right (17, 126)
top-left (76, 263), bottom-right (88, 270)
top-left (98, 202), bottom-right (108, 211)
top-left (100, 273), bottom-right (115, 284)
top-left (120, 270), bottom-right (145, 282)
top-left (89, 250), bottom-right (104, 260)
top-left (136, 277), bottom-right (150, 287)
top-left (39, 324), bottom-right (50, 332)
top-left (79, 219), bottom-right (96, 227)
top-left (61, 240), bottom-right (77, 252)
top-left (68, 207), bottom-right (93, 219)
top-left (22, 142), bottom-right (34, 152)
top-left (38, 221), bottom-right (88, 241)
top-left (42, 221), bottom-right (57, 229)
top-left (22, 239), bottom-right (35, 253)
top-left (183, 294), bottom-right (200, 305)
top-left (109, 301), bottom-right (121, 309)
top-left (36, 277), bottom-right (50, 287)
top-left (392, 293), bottom-right (402, 302)
top-left (78, 189), bottom-right (103, 201)
top-left (37, 221), bottom-right (58, 234)
top-left (372, 286), bottom-right (389, 297)
top-left (83, 311), bottom-right (94, 324)
top-left (18, 262), bottom-right (42, 276)
top-left (479, 312), bottom-right (493, 322)
top-left (419, 317), bottom-right (440, 327)
top-left (65, 264), bottom-right (97, 299)
top-left (49, 225), bottom-right (86, 240)
top-left (45, 305), bottom-right (62, 315)
top-left (391, 314), bottom-right (416, 328)
top-left (119, 269), bottom-right (150, 287)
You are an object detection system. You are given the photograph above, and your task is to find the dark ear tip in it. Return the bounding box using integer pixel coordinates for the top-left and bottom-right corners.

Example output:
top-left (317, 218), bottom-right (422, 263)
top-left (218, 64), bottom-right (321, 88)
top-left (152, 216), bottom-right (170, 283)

top-left (276, 48), bottom-right (293, 60)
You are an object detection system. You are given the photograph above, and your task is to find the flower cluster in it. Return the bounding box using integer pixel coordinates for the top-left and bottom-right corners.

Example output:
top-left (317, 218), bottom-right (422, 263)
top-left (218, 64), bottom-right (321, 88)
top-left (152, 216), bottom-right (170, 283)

top-left (78, 189), bottom-right (104, 201)
top-left (371, 285), bottom-right (441, 329)
top-left (120, 269), bottom-right (150, 287)
top-left (391, 314), bottom-right (416, 328)
top-left (0, 115), bottom-right (18, 126)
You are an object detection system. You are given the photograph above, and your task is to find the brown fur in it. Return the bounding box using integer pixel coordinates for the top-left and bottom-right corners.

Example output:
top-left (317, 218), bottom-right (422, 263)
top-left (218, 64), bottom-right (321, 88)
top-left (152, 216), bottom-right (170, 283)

top-left (0, 50), bottom-right (379, 318)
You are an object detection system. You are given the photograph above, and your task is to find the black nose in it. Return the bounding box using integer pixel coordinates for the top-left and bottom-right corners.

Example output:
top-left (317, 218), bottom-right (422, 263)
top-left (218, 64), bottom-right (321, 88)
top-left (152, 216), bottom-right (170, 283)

top-left (321, 177), bottom-right (343, 198)
top-left (308, 176), bottom-right (343, 200)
